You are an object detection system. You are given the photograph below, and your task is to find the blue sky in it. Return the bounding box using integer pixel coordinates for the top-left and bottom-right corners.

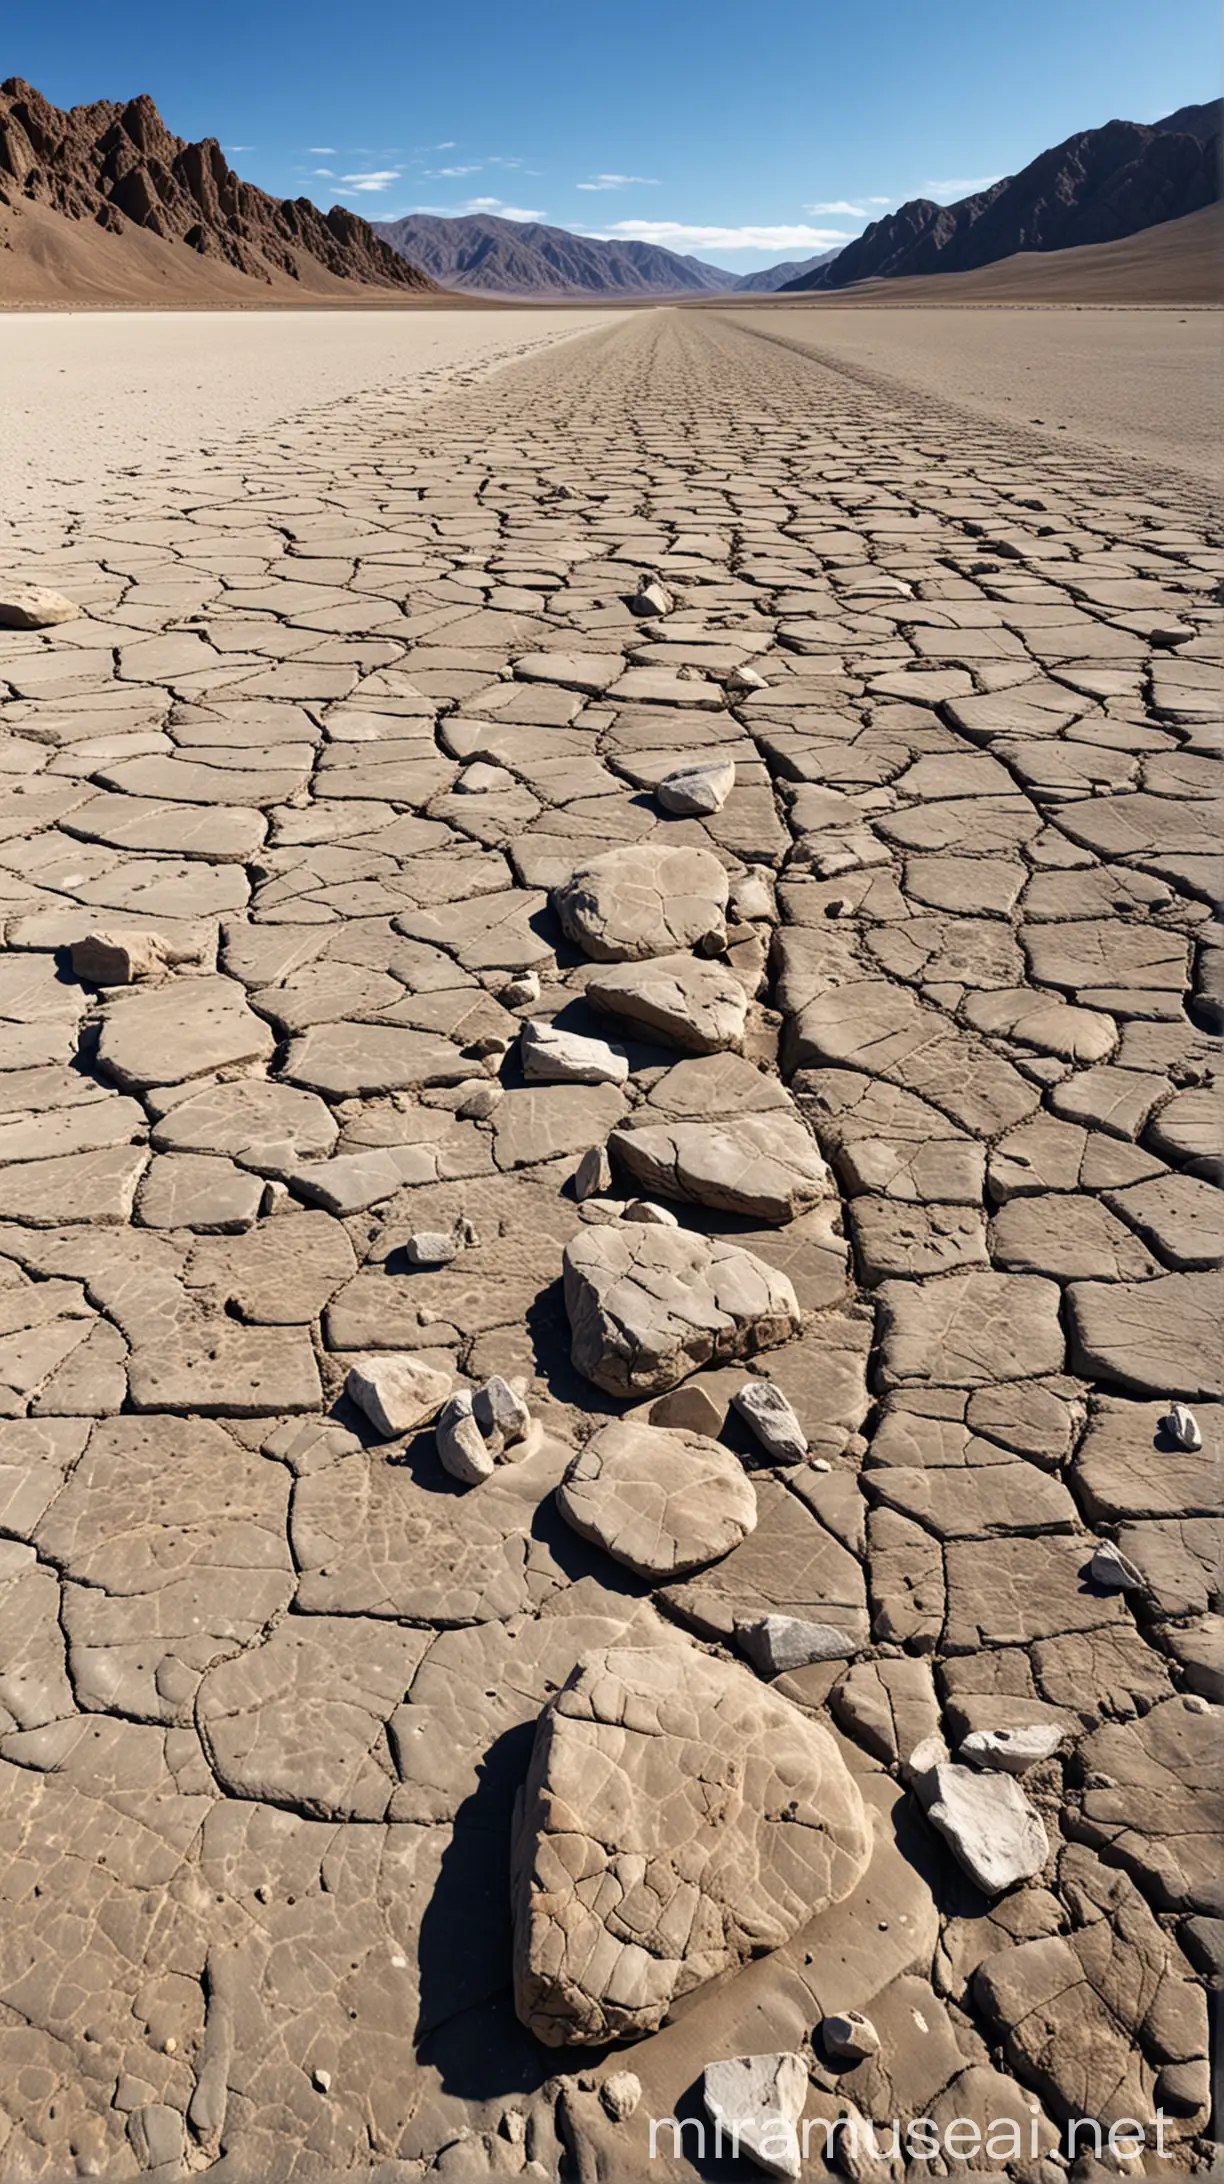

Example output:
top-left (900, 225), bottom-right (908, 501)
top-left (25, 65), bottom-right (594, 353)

top-left (10, 0), bottom-right (1219, 268)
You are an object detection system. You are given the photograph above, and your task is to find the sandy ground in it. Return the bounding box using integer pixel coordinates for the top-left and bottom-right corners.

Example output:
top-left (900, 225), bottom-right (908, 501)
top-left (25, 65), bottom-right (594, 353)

top-left (0, 308), bottom-right (615, 522)
top-left (723, 304), bottom-right (1223, 486)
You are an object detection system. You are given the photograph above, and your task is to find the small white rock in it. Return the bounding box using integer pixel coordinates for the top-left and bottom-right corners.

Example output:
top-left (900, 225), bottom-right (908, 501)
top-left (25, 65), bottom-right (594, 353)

top-left (71, 930), bottom-right (169, 985)
top-left (732, 1381), bottom-right (808, 1463)
top-left (821, 2010), bottom-right (879, 2062)
top-left (1162, 1401), bottom-right (1202, 1452)
top-left (436, 1393), bottom-right (496, 1486)
top-left (347, 1355), bottom-right (451, 1440)
top-left (405, 1231), bottom-right (459, 1267)
top-left (730, 868), bottom-right (776, 924)
top-left (736, 1614), bottom-right (860, 1675)
top-left (574, 1143), bottom-right (613, 1201)
top-left (657, 759), bottom-right (736, 817)
top-left (629, 577), bottom-right (674, 618)
top-left (0, 584), bottom-right (81, 629)
top-left (311, 2068), bottom-right (331, 2094)
top-left (1091, 1539), bottom-right (1145, 1590)
top-left (600, 2070), bottom-right (642, 2121)
top-left (500, 969), bottom-right (541, 1008)
top-left (921, 1761), bottom-right (1049, 1894)
top-left (703, 2052), bottom-right (806, 2181)
top-left (520, 1019), bottom-right (628, 1086)
top-left (960, 1724), bottom-right (1066, 1775)
top-left (455, 1078), bottom-right (503, 1119)
top-left (724, 664), bottom-right (768, 695)
top-left (622, 1198), bottom-right (679, 1225)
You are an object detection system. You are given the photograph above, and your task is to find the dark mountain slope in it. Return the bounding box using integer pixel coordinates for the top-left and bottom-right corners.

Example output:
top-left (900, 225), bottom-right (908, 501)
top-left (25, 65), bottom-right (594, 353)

top-left (783, 102), bottom-right (1221, 291)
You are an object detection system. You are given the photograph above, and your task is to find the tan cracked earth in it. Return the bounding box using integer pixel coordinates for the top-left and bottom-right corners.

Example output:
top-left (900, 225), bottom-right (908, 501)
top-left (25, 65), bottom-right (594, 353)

top-left (0, 309), bottom-right (1220, 2182)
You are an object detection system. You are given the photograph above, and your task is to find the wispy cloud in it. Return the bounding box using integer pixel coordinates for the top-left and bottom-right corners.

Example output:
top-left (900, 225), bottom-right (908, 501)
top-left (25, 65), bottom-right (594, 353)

top-left (427, 163), bottom-right (482, 176)
top-left (397, 195), bottom-right (544, 220)
top-left (925, 174), bottom-right (1001, 197)
top-left (582, 220), bottom-right (852, 253)
top-left (576, 173), bottom-right (659, 191)
top-left (865, 195), bottom-right (892, 204)
top-left (310, 168), bottom-right (336, 178)
top-left (223, 144), bottom-right (254, 153)
top-left (804, 199), bottom-right (869, 215)
top-left (308, 145), bottom-right (336, 155)
top-left (434, 140), bottom-right (457, 149)
top-left (340, 169), bottom-right (403, 193)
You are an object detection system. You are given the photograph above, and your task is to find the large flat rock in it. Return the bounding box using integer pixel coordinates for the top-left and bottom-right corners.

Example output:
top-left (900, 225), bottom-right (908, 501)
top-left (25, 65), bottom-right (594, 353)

top-left (564, 1223), bottom-right (802, 1397)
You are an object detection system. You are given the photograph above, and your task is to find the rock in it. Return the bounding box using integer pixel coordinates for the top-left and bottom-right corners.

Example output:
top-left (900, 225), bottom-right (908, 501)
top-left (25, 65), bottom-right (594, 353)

top-left (732, 1381), bottom-right (809, 1462)
top-left (455, 1078), bottom-right (502, 1119)
top-left (609, 1112), bottom-right (828, 1224)
top-left (1090, 1539), bottom-right (1145, 1590)
top-left (436, 1393), bottom-right (495, 1486)
top-left (628, 578), bottom-right (673, 617)
top-left (405, 1230), bottom-right (459, 1266)
top-left (556, 1420), bottom-right (757, 1577)
top-left (600, 2071), bottom-right (642, 2121)
top-left (520, 1019), bottom-right (628, 1086)
top-left (702, 2052), bottom-right (806, 2180)
top-left (574, 1143), bottom-right (612, 1200)
top-left (0, 584), bottom-right (81, 628)
top-left (921, 1760), bottom-right (1049, 1894)
top-left (500, 969), bottom-right (541, 1007)
top-left (622, 1198), bottom-right (678, 1223)
top-left (563, 1223), bottom-right (802, 1397)
top-left (511, 1643), bottom-right (871, 2044)
top-left (961, 1725), bottom-right (1066, 1774)
top-left (1164, 1401), bottom-right (1203, 1451)
top-left (657, 758), bottom-right (736, 815)
top-left (70, 930), bottom-right (170, 985)
top-left (473, 1375), bottom-right (531, 1447)
top-left (586, 953), bottom-right (748, 1054)
top-left (554, 842), bottom-right (729, 962)
top-left (347, 1355), bottom-right (451, 1439)
top-left (821, 2010), bottom-right (880, 2062)
top-left (725, 664), bottom-right (768, 695)
top-left (736, 1615), bottom-right (860, 1674)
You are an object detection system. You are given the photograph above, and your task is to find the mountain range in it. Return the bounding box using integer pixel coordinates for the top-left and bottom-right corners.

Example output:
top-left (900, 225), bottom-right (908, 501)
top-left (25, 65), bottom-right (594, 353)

top-left (781, 99), bottom-right (1222, 290)
top-left (372, 212), bottom-right (837, 297)
top-left (0, 77), bottom-right (438, 297)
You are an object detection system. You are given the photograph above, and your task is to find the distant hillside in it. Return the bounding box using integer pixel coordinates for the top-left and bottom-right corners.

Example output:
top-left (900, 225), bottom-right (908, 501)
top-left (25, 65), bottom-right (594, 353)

top-left (0, 77), bottom-right (439, 300)
top-left (375, 211), bottom-right (739, 296)
top-left (782, 100), bottom-right (1221, 292)
top-left (734, 248), bottom-right (842, 293)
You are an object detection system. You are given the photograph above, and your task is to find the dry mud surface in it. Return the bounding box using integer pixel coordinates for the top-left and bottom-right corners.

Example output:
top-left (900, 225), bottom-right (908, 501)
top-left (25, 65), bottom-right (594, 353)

top-left (0, 308), bottom-right (1219, 2181)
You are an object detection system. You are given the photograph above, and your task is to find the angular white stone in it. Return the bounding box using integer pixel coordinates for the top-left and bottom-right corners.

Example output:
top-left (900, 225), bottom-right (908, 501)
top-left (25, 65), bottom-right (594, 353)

top-left (821, 2010), bottom-right (880, 2061)
top-left (960, 1724), bottom-right (1066, 1775)
top-left (520, 1020), bottom-right (629, 1086)
top-left (657, 759), bottom-right (736, 816)
top-left (703, 2053), bottom-right (806, 2180)
top-left (923, 1761), bottom-right (1049, 1894)
top-left (347, 1354), bottom-right (451, 1439)
top-left (732, 1381), bottom-right (808, 1462)
top-left (736, 1615), bottom-right (860, 1675)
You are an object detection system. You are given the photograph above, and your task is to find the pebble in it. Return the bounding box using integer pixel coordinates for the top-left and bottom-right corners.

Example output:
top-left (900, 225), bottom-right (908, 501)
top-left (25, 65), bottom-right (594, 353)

top-left (346, 1355), bottom-right (452, 1440)
top-left (1163, 1400), bottom-right (1203, 1451)
top-left (574, 1143), bottom-right (613, 1201)
top-left (436, 1393), bottom-right (496, 1486)
top-left (732, 1381), bottom-right (809, 1462)
top-left (1090, 1538), bottom-right (1145, 1590)
top-left (821, 2009), bottom-right (880, 2061)
top-left (404, 1230), bottom-right (460, 1266)
top-left (960, 1724), bottom-right (1067, 1774)
top-left (473, 1374), bottom-right (531, 1446)
top-left (500, 970), bottom-right (541, 1007)
top-left (599, 2070), bottom-right (642, 2120)
top-left (657, 758), bottom-right (736, 816)
top-left (622, 1199), bottom-right (679, 1225)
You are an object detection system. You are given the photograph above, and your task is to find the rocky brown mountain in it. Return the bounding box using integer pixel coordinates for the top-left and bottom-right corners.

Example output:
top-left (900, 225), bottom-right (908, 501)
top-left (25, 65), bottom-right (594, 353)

top-left (0, 77), bottom-right (438, 292)
top-left (784, 101), bottom-right (1221, 291)
top-left (375, 210), bottom-right (737, 297)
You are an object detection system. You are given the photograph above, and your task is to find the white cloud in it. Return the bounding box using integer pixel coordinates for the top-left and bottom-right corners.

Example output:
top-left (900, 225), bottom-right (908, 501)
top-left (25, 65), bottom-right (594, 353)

top-left (486, 155), bottom-right (525, 168)
top-left (866, 195), bottom-right (892, 204)
top-left (582, 220), bottom-right (853, 253)
top-left (924, 174), bottom-right (1001, 197)
top-left (310, 168), bottom-right (336, 178)
top-left (402, 195), bottom-right (544, 220)
top-left (223, 144), bottom-right (254, 153)
top-left (308, 145), bottom-right (336, 155)
top-left (428, 163), bottom-right (481, 176)
top-left (576, 173), bottom-right (659, 191)
top-left (434, 140), bottom-right (457, 149)
top-left (340, 170), bottom-right (403, 192)
top-left (804, 199), bottom-right (868, 215)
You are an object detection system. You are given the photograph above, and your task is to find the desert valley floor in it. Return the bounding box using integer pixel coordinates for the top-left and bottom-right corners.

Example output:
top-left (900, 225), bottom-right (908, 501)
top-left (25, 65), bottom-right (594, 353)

top-left (0, 305), bottom-right (1219, 2182)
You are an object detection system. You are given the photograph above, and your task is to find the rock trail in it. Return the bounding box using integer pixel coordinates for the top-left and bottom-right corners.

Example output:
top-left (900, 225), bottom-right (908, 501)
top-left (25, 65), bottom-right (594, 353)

top-left (0, 307), bottom-right (1218, 2178)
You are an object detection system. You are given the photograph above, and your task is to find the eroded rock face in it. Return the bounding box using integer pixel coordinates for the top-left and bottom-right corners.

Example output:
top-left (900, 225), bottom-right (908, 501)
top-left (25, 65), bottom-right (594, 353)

top-left (556, 1420), bottom-right (757, 1577)
top-left (564, 1223), bottom-right (802, 1396)
top-left (554, 843), bottom-right (729, 961)
top-left (511, 1643), bottom-right (872, 2044)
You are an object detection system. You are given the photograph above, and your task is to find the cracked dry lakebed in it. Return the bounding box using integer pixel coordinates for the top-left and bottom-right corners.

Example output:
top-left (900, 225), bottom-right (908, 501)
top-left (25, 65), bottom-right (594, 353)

top-left (0, 306), bottom-right (1219, 2184)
